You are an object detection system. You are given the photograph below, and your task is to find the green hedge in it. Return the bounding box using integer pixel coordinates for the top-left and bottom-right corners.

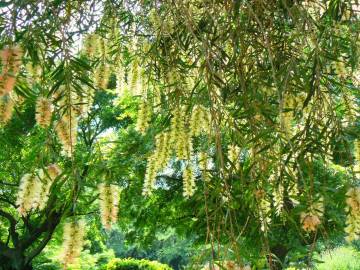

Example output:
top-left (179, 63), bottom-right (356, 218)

top-left (103, 258), bottom-right (173, 270)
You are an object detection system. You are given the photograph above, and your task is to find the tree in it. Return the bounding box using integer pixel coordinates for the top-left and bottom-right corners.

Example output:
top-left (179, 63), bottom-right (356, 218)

top-left (0, 1), bottom-right (359, 269)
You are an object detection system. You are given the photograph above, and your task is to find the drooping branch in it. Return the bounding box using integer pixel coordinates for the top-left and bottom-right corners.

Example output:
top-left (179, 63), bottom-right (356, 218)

top-left (0, 209), bottom-right (19, 246)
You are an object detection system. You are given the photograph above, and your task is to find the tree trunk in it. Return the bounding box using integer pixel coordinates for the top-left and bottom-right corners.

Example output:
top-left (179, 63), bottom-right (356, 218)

top-left (0, 252), bottom-right (33, 270)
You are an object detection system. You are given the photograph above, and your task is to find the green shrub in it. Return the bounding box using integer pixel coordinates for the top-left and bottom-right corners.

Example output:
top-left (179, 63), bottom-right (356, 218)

top-left (315, 246), bottom-right (360, 270)
top-left (103, 258), bottom-right (173, 270)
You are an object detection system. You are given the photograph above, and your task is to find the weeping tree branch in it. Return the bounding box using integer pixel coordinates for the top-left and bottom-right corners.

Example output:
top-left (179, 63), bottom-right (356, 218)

top-left (0, 209), bottom-right (19, 246)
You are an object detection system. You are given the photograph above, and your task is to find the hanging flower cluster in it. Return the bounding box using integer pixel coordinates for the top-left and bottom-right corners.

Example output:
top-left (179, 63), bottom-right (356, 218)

top-left (171, 107), bottom-right (193, 160)
top-left (345, 187), bottom-right (360, 242)
top-left (16, 164), bottom-right (61, 215)
top-left (16, 173), bottom-right (41, 216)
top-left (129, 57), bottom-right (142, 95)
top-left (0, 46), bottom-right (22, 97)
top-left (300, 199), bottom-right (324, 232)
top-left (183, 165), bottom-right (196, 197)
top-left (143, 104), bottom-right (212, 197)
top-left (98, 183), bottom-right (121, 230)
top-left (59, 219), bottom-right (86, 268)
top-left (55, 109), bottom-right (78, 157)
top-left (26, 63), bottom-right (42, 84)
top-left (0, 94), bottom-right (14, 124)
top-left (35, 97), bottom-right (54, 127)
top-left (189, 105), bottom-right (211, 136)
top-left (94, 61), bottom-right (110, 89)
top-left (115, 65), bottom-right (125, 96)
top-left (37, 164), bottom-right (62, 210)
top-left (135, 99), bottom-right (152, 135)
top-left (83, 33), bottom-right (100, 58)
top-left (143, 132), bottom-right (172, 195)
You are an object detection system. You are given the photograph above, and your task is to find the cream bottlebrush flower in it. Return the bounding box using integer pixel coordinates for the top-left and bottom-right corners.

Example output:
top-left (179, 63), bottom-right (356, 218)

top-left (116, 65), bottom-right (125, 96)
top-left (83, 33), bottom-right (100, 58)
top-left (98, 183), bottom-right (121, 229)
top-left (55, 110), bottom-right (78, 157)
top-left (59, 219), bottom-right (86, 268)
top-left (300, 213), bottom-right (321, 232)
top-left (94, 61), bottom-right (110, 89)
top-left (300, 199), bottom-right (324, 232)
top-left (333, 57), bottom-right (349, 79)
top-left (143, 156), bottom-right (157, 196)
top-left (228, 144), bottom-right (241, 171)
top-left (0, 46), bottom-right (22, 97)
top-left (35, 97), bottom-right (53, 127)
top-left (170, 107), bottom-right (193, 160)
top-left (345, 187), bottom-right (360, 242)
top-left (16, 173), bottom-right (41, 216)
top-left (135, 99), bottom-right (152, 135)
top-left (153, 132), bottom-right (171, 170)
top-left (37, 164), bottom-right (62, 210)
top-left (129, 58), bottom-right (139, 94)
top-left (183, 165), bottom-right (196, 198)
top-left (190, 105), bottom-right (211, 136)
top-left (26, 63), bottom-right (42, 84)
top-left (0, 94), bottom-right (14, 124)
top-left (143, 132), bottom-right (172, 196)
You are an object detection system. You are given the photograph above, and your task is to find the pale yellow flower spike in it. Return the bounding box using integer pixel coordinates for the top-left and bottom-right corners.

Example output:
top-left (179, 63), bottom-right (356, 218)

top-left (35, 97), bottom-right (54, 127)
top-left (59, 219), bottom-right (86, 268)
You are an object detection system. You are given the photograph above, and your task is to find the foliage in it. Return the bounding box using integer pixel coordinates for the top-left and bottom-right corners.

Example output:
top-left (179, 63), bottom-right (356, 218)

top-left (103, 258), bottom-right (172, 270)
top-left (0, 1), bottom-right (359, 270)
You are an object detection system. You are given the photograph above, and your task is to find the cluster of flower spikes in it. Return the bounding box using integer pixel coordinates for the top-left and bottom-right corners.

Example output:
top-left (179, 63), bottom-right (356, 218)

top-left (135, 98), bottom-right (152, 135)
top-left (16, 164), bottom-right (61, 215)
top-left (83, 33), bottom-right (100, 58)
top-left (86, 35), bottom-right (110, 90)
top-left (129, 57), bottom-right (144, 96)
top-left (345, 187), bottom-right (360, 242)
top-left (183, 165), bottom-right (196, 198)
top-left (95, 60), bottom-right (110, 89)
top-left (171, 106), bottom-right (193, 160)
top-left (189, 105), bottom-right (211, 136)
top-left (0, 94), bottom-right (14, 124)
top-left (59, 219), bottom-right (86, 268)
top-left (0, 46), bottom-right (22, 97)
top-left (35, 97), bottom-right (54, 127)
top-left (98, 183), bottom-right (121, 230)
top-left (143, 104), bottom-right (212, 197)
top-left (55, 107), bottom-right (78, 157)
top-left (142, 131), bottom-right (172, 196)
top-left (300, 198), bottom-right (324, 232)
top-left (26, 63), bottom-right (41, 84)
